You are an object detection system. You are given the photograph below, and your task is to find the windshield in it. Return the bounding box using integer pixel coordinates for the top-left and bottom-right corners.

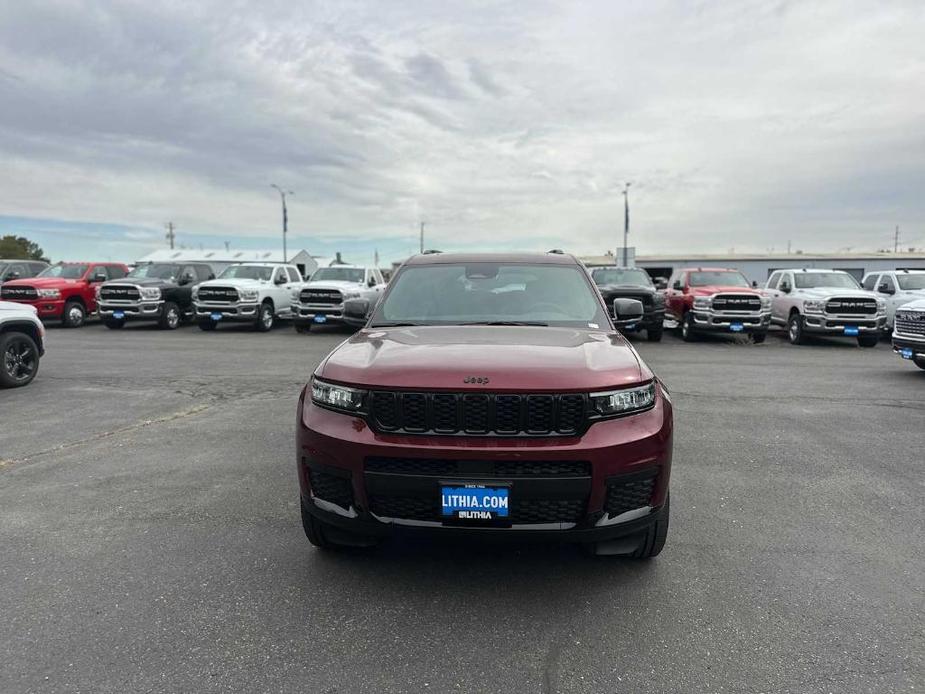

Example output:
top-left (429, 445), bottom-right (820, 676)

top-left (311, 267), bottom-right (366, 283)
top-left (218, 265), bottom-right (273, 281)
top-left (897, 274), bottom-right (925, 290)
top-left (38, 264), bottom-right (88, 279)
top-left (591, 268), bottom-right (653, 287)
top-left (128, 264), bottom-right (180, 280)
top-left (370, 263), bottom-right (609, 328)
top-left (794, 272), bottom-right (860, 289)
top-left (688, 271), bottom-right (750, 288)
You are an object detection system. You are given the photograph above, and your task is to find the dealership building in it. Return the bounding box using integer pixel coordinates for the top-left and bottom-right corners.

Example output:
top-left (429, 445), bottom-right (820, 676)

top-left (579, 252), bottom-right (925, 285)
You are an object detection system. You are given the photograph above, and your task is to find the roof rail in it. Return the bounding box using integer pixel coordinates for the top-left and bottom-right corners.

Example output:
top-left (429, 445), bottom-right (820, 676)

top-left (422, 249), bottom-right (442, 254)
top-left (547, 249), bottom-right (565, 254)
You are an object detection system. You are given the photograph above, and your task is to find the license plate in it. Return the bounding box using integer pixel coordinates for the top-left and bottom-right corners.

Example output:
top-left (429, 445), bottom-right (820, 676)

top-left (844, 326), bottom-right (859, 336)
top-left (901, 348), bottom-right (914, 359)
top-left (441, 484), bottom-right (509, 520)
top-left (730, 322), bottom-right (744, 332)
top-left (625, 323), bottom-right (636, 330)
top-left (313, 315), bottom-right (327, 324)
top-left (211, 312), bottom-right (223, 321)
top-left (113, 311), bottom-right (125, 319)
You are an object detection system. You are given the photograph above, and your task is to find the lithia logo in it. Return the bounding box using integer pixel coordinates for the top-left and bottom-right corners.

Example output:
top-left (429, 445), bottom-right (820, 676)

top-left (463, 376), bottom-right (490, 384)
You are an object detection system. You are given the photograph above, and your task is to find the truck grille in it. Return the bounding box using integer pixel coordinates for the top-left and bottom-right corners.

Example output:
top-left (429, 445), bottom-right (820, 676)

top-left (1, 285), bottom-right (37, 300)
top-left (711, 294), bottom-right (762, 312)
top-left (895, 311), bottom-right (925, 337)
top-left (365, 457), bottom-right (591, 477)
top-left (197, 286), bottom-right (238, 303)
top-left (99, 284), bottom-right (140, 301)
top-left (299, 288), bottom-right (342, 305)
top-left (604, 470), bottom-right (658, 516)
top-left (369, 391), bottom-right (588, 436)
top-left (826, 297), bottom-right (877, 315)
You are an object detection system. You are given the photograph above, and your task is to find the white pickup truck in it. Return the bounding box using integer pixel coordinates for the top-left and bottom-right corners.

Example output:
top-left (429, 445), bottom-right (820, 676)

top-left (192, 263), bottom-right (304, 332)
top-left (892, 298), bottom-right (925, 370)
top-left (764, 269), bottom-right (886, 347)
top-left (291, 265), bottom-right (386, 332)
top-left (860, 269), bottom-right (925, 330)
top-left (1, 300), bottom-right (45, 387)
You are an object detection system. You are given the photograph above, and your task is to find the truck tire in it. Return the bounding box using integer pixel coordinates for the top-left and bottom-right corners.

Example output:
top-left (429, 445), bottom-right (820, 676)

top-left (914, 357), bottom-right (925, 371)
top-left (255, 302), bottom-right (274, 332)
top-left (787, 313), bottom-right (805, 345)
top-left (158, 302), bottom-right (181, 330)
top-left (680, 313), bottom-right (697, 342)
top-left (62, 300), bottom-right (86, 328)
top-left (646, 326), bottom-right (663, 342)
top-left (752, 330), bottom-right (767, 344)
top-left (104, 318), bottom-right (125, 330)
top-left (857, 334), bottom-right (879, 348)
top-left (295, 322), bottom-right (311, 334)
top-left (0, 331), bottom-right (40, 388)
top-left (631, 494), bottom-right (670, 559)
top-left (198, 320), bottom-right (217, 331)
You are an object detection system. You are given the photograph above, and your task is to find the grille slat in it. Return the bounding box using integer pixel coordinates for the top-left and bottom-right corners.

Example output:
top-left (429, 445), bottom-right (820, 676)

top-left (99, 284), bottom-right (141, 301)
top-left (825, 297), bottom-right (877, 315)
top-left (299, 288), bottom-right (342, 305)
top-left (369, 391), bottom-right (588, 436)
top-left (604, 471), bottom-right (658, 516)
top-left (1, 286), bottom-right (38, 300)
top-left (895, 313), bottom-right (925, 337)
top-left (307, 469), bottom-right (354, 510)
top-left (197, 286), bottom-right (239, 303)
top-left (711, 293), bottom-right (762, 311)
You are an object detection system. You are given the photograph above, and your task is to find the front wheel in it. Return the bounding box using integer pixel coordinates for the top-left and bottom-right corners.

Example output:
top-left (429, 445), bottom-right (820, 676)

top-left (646, 326), bottom-right (663, 342)
top-left (62, 300), bottom-right (86, 328)
top-left (104, 318), bottom-right (125, 330)
top-left (295, 322), bottom-right (311, 334)
top-left (752, 330), bottom-right (767, 344)
top-left (680, 313), bottom-right (697, 342)
top-left (198, 320), bottom-right (217, 331)
top-left (255, 303), bottom-right (274, 332)
top-left (158, 302), bottom-right (181, 330)
top-left (788, 314), bottom-right (805, 345)
top-left (857, 334), bottom-right (879, 348)
top-left (0, 331), bottom-right (40, 388)
top-left (631, 494), bottom-right (670, 559)
top-left (914, 357), bottom-right (925, 371)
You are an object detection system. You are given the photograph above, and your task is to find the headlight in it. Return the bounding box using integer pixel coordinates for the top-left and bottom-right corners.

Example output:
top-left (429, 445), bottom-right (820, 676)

top-left (291, 288), bottom-right (301, 301)
top-left (37, 288), bottom-right (61, 299)
top-left (140, 287), bottom-right (161, 300)
top-left (589, 382), bottom-right (656, 418)
top-left (240, 289), bottom-right (259, 301)
top-left (760, 296), bottom-right (771, 309)
top-left (192, 286), bottom-right (199, 300)
top-left (342, 291), bottom-right (361, 300)
top-left (310, 377), bottom-right (367, 413)
top-left (693, 296), bottom-right (712, 309)
top-left (804, 300), bottom-right (824, 313)
top-left (876, 298), bottom-right (886, 313)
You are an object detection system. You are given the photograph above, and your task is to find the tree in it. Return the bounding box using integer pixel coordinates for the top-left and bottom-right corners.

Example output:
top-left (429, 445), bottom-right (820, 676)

top-left (0, 235), bottom-right (48, 262)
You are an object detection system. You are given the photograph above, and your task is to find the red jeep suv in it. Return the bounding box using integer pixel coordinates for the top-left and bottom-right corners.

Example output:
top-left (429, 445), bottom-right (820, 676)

top-left (296, 252), bottom-right (673, 557)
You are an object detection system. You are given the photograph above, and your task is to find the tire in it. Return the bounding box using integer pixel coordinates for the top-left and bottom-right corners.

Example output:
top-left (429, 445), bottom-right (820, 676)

top-left (857, 334), bottom-right (879, 348)
top-left (158, 301), bottom-right (181, 330)
top-left (255, 302), bottom-right (274, 332)
top-left (680, 313), bottom-right (697, 342)
top-left (914, 357), bottom-right (925, 371)
top-left (752, 330), bottom-right (767, 344)
top-left (0, 331), bottom-right (40, 388)
top-left (646, 326), bottom-right (663, 342)
top-left (631, 494), bottom-right (670, 559)
top-left (295, 322), bottom-right (311, 334)
top-left (104, 319), bottom-right (125, 330)
top-left (787, 313), bottom-right (805, 345)
top-left (62, 300), bottom-right (86, 328)
top-left (198, 320), bottom-right (217, 331)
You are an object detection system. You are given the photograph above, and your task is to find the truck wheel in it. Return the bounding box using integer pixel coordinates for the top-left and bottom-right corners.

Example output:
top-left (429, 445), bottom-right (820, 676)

top-left (255, 303), bottom-right (274, 332)
top-left (646, 326), bottom-right (663, 342)
top-left (787, 314), bottom-right (805, 345)
top-left (680, 313), bottom-right (697, 342)
top-left (104, 318), bottom-right (125, 330)
top-left (198, 320), bottom-right (217, 331)
top-left (158, 302), bottom-right (181, 330)
top-left (752, 330), bottom-right (767, 344)
top-left (0, 331), bottom-right (40, 388)
top-left (914, 357), bottom-right (925, 371)
top-left (857, 335), bottom-right (879, 348)
top-left (62, 300), bottom-right (86, 328)
top-left (631, 494), bottom-right (670, 559)
top-left (295, 322), bottom-right (311, 334)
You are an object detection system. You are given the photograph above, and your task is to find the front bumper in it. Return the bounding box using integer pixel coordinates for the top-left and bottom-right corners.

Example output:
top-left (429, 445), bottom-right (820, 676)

top-left (619, 308), bottom-right (665, 332)
top-left (691, 309), bottom-right (771, 332)
top-left (296, 385), bottom-right (673, 541)
top-left (801, 312), bottom-right (886, 334)
top-left (292, 303), bottom-right (345, 324)
top-left (195, 301), bottom-right (260, 321)
top-left (99, 300), bottom-right (165, 321)
top-left (2, 298), bottom-right (65, 319)
top-left (892, 334), bottom-right (925, 360)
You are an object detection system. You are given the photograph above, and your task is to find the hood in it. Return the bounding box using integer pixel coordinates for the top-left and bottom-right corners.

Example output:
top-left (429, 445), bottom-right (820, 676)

top-left (305, 280), bottom-right (366, 291)
top-left (898, 297), bottom-right (925, 312)
top-left (3, 276), bottom-right (81, 289)
top-left (597, 283), bottom-right (656, 295)
top-left (197, 278), bottom-right (268, 289)
top-left (319, 325), bottom-right (650, 391)
top-left (104, 277), bottom-right (176, 288)
top-left (688, 285), bottom-right (761, 297)
top-left (0, 300), bottom-right (38, 315)
top-left (791, 287), bottom-right (878, 300)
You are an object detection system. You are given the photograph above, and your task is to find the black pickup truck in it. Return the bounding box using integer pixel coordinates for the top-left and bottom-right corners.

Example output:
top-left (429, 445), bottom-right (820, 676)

top-left (97, 262), bottom-right (216, 329)
top-left (591, 266), bottom-right (665, 342)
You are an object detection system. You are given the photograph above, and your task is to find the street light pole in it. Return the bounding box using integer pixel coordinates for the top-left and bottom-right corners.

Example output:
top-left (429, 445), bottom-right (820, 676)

top-left (622, 182), bottom-right (631, 266)
top-left (270, 184), bottom-right (293, 262)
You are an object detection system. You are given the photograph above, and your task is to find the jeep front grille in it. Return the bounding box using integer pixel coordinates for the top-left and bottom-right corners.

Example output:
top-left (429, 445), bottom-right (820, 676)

top-left (368, 391), bottom-right (588, 436)
top-left (197, 286), bottom-right (239, 303)
top-left (825, 297), bottom-right (877, 315)
top-left (0, 285), bottom-right (37, 300)
top-left (299, 288), bottom-right (342, 305)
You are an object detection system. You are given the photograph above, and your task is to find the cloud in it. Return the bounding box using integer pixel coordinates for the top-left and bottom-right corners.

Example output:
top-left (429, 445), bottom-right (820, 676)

top-left (0, 0), bottom-right (923, 260)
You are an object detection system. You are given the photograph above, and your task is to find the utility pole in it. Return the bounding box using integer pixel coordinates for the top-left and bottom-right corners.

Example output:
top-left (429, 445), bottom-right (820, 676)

top-left (271, 184), bottom-right (293, 262)
top-left (894, 225), bottom-right (901, 253)
top-left (165, 222), bottom-right (176, 249)
top-left (419, 221), bottom-right (426, 254)
top-left (622, 183), bottom-right (631, 266)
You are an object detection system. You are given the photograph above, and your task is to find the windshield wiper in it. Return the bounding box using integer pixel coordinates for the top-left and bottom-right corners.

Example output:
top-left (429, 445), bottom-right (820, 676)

top-left (460, 321), bottom-right (549, 326)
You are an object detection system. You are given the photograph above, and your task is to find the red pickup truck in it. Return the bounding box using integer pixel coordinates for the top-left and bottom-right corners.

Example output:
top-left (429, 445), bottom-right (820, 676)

top-left (664, 267), bottom-right (771, 342)
top-left (0, 262), bottom-right (129, 327)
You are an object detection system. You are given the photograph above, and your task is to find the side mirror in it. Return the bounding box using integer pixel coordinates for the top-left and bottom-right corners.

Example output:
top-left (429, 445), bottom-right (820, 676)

top-left (751, 280), bottom-right (758, 288)
top-left (5, 271), bottom-right (21, 281)
top-left (613, 298), bottom-right (644, 326)
top-left (878, 282), bottom-right (895, 295)
top-left (343, 298), bottom-right (371, 328)
top-left (780, 282), bottom-right (791, 294)
top-left (92, 273), bottom-right (107, 283)
top-left (654, 278), bottom-right (667, 290)
top-left (179, 273), bottom-right (195, 285)
top-left (672, 281), bottom-right (682, 291)
top-left (274, 275), bottom-right (287, 285)
top-left (367, 277), bottom-right (376, 287)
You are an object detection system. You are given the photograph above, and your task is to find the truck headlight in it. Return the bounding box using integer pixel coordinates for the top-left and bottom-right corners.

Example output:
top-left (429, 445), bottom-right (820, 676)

top-left (140, 287), bottom-right (161, 300)
top-left (693, 297), bottom-right (712, 309)
top-left (589, 382), bottom-right (656, 418)
top-left (760, 296), bottom-right (771, 309)
top-left (240, 289), bottom-right (259, 301)
top-left (37, 288), bottom-right (61, 299)
top-left (804, 300), bottom-right (824, 313)
top-left (191, 286), bottom-right (199, 300)
top-left (310, 377), bottom-right (367, 413)
top-left (291, 288), bottom-right (301, 301)
top-left (876, 298), bottom-right (886, 313)
top-left (342, 291), bottom-right (361, 300)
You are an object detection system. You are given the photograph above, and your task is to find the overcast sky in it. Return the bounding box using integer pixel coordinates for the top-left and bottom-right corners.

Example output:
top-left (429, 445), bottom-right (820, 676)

top-left (1, 0), bottom-right (924, 263)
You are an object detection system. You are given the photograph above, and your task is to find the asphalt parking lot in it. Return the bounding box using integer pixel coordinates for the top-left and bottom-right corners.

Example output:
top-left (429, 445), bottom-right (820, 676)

top-left (1, 322), bottom-right (922, 693)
